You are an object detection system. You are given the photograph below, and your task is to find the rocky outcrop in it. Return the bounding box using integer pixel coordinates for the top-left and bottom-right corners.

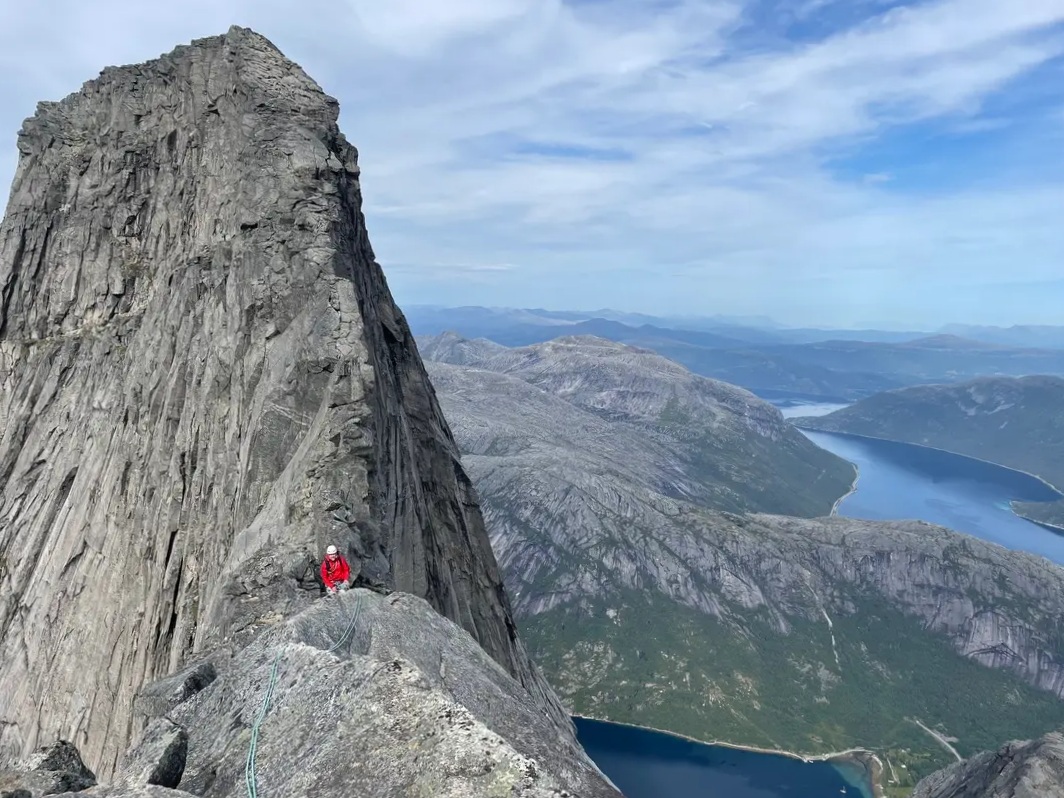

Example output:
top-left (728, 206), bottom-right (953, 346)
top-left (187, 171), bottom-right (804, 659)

top-left (115, 721), bottom-right (186, 790)
top-left (21, 590), bottom-right (621, 798)
top-left (55, 789), bottom-right (196, 798)
top-left (0, 27), bottom-right (560, 778)
top-left (912, 731), bottom-right (1064, 798)
top-left (0, 741), bottom-right (97, 797)
top-left (421, 333), bottom-right (855, 519)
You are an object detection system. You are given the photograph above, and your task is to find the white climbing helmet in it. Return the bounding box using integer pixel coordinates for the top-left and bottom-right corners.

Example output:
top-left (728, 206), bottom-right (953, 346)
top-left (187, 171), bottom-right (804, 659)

top-left (326, 544), bottom-right (338, 555)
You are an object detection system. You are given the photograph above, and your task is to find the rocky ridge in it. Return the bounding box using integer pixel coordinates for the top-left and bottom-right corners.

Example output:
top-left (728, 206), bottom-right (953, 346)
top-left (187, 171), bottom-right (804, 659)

top-left (0, 26), bottom-right (601, 794)
top-left (911, 731), bottom-right (1064, 798)
top-left (0, 590), bottom-right (620, 798)
top-left (420, 332), bottom-right (855, 520)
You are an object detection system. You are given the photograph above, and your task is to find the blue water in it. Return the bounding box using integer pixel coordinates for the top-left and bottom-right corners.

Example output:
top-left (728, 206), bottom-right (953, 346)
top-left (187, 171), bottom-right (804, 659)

top-left (799, 429), bottom-right (1064, 565)
top-left (575, 717), bottom-right (872, 798)
top-left (572, 401), bottom-right (1064, 797)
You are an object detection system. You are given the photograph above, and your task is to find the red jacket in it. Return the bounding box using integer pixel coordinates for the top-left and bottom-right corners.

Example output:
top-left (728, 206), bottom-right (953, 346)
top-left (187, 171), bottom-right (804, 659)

top-left (321, 553), bottom-right (351, 589)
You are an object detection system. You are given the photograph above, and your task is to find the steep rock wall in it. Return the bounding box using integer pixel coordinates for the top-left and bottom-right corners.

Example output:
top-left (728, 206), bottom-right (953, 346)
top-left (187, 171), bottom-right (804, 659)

top-left (0, 27), bottom-right (555, 777)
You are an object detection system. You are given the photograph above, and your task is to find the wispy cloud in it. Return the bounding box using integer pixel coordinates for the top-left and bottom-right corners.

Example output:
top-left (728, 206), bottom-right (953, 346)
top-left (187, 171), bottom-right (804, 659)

top-left (2, 0), bottom-right (1064, 327)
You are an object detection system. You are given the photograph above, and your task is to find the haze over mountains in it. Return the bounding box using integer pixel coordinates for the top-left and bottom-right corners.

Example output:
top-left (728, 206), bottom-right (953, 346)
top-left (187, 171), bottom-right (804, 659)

top-left (421, 332), bottom-right (1064, 795)
top-left (407, 306), bottom-right (1064, 401)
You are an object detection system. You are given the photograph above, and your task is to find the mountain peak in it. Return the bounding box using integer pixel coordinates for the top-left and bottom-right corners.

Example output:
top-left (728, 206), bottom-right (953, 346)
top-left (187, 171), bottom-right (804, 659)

top-left (16, 26), bottom-right (339, 169)
top-left (0, 28), bottom-right (563, 777)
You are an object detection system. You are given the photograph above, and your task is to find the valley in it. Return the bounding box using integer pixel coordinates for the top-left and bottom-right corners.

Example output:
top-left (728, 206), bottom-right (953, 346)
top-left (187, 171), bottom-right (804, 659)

top-left (421, 333), bottom-right (1064, 797)
top-left (793, 376), bottom-right (1064, 530)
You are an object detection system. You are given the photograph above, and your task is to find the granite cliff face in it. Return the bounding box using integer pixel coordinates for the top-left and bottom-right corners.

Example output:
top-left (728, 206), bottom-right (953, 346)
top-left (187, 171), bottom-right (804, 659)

top-left (911, 731), bottom-right (1064, 798)
top-left (0, 27), bottom-right (579, 786)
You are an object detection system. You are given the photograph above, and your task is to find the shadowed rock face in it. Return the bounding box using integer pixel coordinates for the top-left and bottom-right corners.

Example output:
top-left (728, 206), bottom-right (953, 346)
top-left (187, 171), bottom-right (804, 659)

top-left (911, 731), bottom-right (1064, 798)
top-left (0, 26), bottom-right (558, 778)
top-left (0, 740), bottom-right (97, 796)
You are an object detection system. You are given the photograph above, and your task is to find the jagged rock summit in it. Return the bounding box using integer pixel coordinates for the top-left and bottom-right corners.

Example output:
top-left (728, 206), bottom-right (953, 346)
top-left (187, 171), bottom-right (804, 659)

top-left (911, 731), bottom-right (1064, 798)
top-left (0, 25), bottom-right (588, 791)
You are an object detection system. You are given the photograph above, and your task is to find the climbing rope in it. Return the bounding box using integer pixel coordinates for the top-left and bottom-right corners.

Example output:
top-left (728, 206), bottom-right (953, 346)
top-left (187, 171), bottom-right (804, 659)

top-left (244, 591), bottom-right (366, 797)
top-left (244, 652), bottom-right (281, 798)
top-left (326, 591), bottom-right (365, 654)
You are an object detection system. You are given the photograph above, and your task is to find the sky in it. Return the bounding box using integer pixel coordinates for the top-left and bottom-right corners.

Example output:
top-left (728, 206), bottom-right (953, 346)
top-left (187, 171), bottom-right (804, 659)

top-left (2, 0), bottom-right (1064, 329)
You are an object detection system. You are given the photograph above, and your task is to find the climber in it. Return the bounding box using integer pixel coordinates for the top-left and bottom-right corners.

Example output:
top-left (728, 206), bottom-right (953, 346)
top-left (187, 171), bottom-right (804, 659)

top-left (320, 544), bottom-right (351, 593)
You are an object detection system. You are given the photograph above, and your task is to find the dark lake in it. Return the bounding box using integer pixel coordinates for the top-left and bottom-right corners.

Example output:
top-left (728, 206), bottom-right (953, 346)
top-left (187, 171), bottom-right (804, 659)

top-left (574, 717), bottom-right (872, 798)
top-left (778, 401), bottom-right (1064, 566)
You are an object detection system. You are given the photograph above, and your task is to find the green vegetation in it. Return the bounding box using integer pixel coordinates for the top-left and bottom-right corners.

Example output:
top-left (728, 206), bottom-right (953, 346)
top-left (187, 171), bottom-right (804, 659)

top-left (656, 393), bottom-right (855, 517)
top-left (1014, 498), bottom-right (1064, 530)
top-left (795, 375), bottom-right (1064, 492)
top-left (521, 589), bottom-right (1064, 794)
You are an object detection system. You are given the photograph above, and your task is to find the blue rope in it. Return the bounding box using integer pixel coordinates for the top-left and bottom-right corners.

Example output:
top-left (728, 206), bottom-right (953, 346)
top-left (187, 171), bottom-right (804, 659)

top-left (243, 591), bottom-right (365, 797)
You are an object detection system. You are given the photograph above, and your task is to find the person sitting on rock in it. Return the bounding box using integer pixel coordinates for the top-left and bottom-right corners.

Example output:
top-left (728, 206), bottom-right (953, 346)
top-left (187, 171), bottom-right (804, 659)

top-left (321, 544), bottom-right (351, 594)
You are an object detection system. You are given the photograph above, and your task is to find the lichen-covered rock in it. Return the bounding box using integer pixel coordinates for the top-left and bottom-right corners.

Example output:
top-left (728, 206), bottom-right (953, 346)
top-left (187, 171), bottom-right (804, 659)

top-left (163, 589), bottom-right (619, 797)
top-left (0, 741), bottom-right (96, 797)
top-left (115, 721), bottom-right (186, 790)
top-left (0, 26), bottom-right (559, 777)
top-left (54, 788), bottom-right (196, 798)
top-left (132, 664), bottom-right (216, 722)
top-left (911, 731), bottom-right (1064, 798)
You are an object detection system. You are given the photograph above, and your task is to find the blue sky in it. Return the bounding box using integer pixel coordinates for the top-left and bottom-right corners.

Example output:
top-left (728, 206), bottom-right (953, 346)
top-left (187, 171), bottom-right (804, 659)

top-left (2, 0), bottom-right (1064, 329)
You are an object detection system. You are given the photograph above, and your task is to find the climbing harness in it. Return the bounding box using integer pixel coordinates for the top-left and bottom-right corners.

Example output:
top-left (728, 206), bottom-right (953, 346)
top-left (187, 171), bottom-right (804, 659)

top-left (244, 592), bottom-right (365, 797)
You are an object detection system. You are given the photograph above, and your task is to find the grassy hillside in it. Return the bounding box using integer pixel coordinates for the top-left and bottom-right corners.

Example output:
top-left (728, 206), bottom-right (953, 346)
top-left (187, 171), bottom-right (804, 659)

top-left (522, 586), bottom-right (1064, 796)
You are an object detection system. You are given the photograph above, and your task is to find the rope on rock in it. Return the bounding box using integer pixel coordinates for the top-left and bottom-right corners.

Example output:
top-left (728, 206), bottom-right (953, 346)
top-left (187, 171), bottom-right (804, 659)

top-left (244, 652), bottom-right (281, 798)
top-left (326, 591), bottom-right (365, 655)
top-left (244, 591), bottom-right (366, 797)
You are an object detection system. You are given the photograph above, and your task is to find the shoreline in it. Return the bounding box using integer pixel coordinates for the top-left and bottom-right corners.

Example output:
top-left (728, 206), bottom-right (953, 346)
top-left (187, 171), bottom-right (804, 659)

top-left (792, 422), bottom-right (1064, 499)
top-left (795, 424), bottom-right (1064, 535)
top-left (572, 713), bottom-right (882, 797)
top-left (1015, 509), bottom-right (1064, 535)
top-left (831, 462), bottom-right (860, 516)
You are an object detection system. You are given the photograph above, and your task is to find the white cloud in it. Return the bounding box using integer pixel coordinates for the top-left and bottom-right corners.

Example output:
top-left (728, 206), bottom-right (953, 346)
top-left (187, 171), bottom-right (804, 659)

top-left (2, 0), bottom-right (1064, 326)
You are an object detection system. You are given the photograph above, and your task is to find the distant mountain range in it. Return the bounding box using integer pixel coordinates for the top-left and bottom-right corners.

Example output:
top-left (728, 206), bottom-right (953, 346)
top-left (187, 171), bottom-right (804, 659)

top-left (405, 304), bottom-right (932, 345)
top-left (407, 304), bottom-right (1064, 349)
top-left (793, 375), bottom-right (1064, 530)
top-left (404, 306), bottom-right (1064, 401)
top-left (940, 323), bottom-right (1064, 350)
top-left (420, 333), bottom-right (1064, 794)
